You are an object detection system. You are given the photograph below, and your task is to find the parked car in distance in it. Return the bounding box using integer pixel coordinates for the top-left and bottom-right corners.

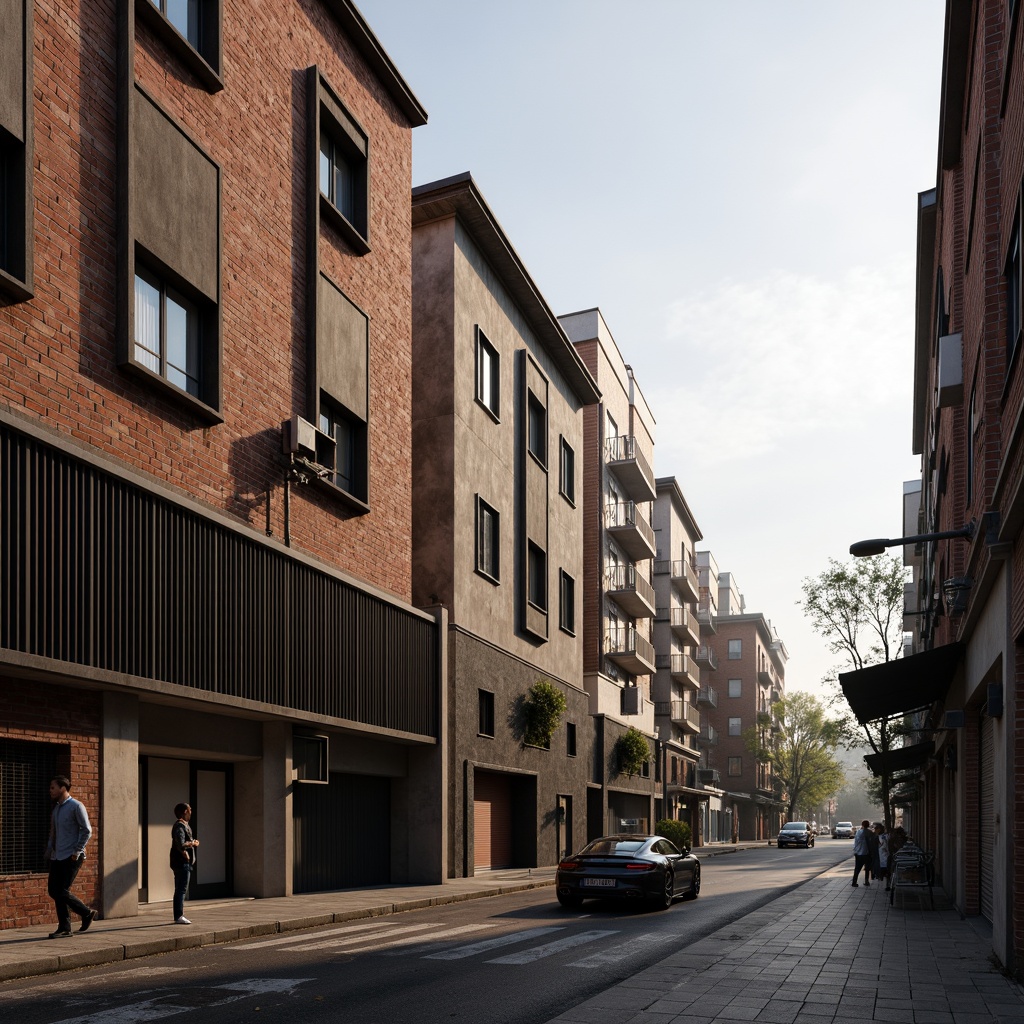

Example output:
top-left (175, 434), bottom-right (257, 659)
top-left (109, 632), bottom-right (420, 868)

top-left (777, 821), bottom-right (815, 848)
top-left (833, 821), bottom-right (854, 839)
top-left (556, 834), bottom-right (700, 910)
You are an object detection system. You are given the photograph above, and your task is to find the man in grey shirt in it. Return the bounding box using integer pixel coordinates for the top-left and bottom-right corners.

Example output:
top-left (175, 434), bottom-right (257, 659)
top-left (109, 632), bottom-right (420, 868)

top-left (44, 775), bottom-right (97, 938)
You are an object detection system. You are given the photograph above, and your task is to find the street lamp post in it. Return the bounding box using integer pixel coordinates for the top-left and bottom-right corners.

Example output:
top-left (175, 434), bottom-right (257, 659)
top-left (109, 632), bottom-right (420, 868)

top-left (848, 523), bottom-right (974, 558)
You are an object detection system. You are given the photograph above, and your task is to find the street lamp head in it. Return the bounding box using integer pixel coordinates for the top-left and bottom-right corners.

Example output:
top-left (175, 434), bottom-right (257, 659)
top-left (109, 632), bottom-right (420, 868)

top-left (849, 539), bottom-right (888, 557)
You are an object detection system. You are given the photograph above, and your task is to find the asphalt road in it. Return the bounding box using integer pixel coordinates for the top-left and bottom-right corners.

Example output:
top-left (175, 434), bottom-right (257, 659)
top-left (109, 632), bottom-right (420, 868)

top-left (0, 842), bottom-right (854, 1024)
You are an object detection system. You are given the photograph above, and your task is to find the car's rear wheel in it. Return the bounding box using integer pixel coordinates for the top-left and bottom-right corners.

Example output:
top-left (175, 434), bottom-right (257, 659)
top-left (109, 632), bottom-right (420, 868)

top-left (655, 870), bottom-right (674, 910)
top-left (557, 892), bottom-right (582, 909)
top-left (683, 863), bottom-right (701, 900)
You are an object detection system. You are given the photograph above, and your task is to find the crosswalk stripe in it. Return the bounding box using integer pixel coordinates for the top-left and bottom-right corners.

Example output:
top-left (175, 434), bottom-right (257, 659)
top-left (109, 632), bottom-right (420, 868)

top-left (486, 929), bottom-right (619, 965)
top-left (341, 923), bottom-right (493, 954)
top-left (226, 918), bottom-right (407, 951)
top-left (423, 926), bottom-right (566, 960)
top-left (568, 931), bottom-right (663, 968)
top-left (276, 921), bottom-right (436, 953)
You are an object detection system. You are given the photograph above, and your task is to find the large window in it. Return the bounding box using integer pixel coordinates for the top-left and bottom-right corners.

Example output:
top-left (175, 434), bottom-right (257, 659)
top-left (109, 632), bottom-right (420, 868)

top-left (476, 329), bottom-right (499, 418)
top-left (1, 739), bottom-right (70, 875)
top-left (528, 542), bottom-right (547, 610)
top-left (559, 570), bottom-right (575, 635)
top-left (317, 87), bottom-right (369, 251)
top-left (728, 639), bottom-right (742, 660)
top-left (319, 397), bottom-right (367, 501)
top-left (559, 437), bottom-right (575, 504)
top-left (476, 497), bottom-right (500, 582)
top-left (134, 266), bottom-right (202, 398)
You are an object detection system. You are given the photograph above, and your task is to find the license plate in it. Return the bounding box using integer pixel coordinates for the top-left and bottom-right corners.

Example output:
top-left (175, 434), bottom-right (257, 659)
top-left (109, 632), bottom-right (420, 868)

top-left (581, 878), bottom-right (615, 887)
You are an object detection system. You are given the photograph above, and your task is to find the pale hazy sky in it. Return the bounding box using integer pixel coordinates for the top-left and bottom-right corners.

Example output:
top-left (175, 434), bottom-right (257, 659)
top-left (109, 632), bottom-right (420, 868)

top-left (357, 0), bottom-right (946, 696)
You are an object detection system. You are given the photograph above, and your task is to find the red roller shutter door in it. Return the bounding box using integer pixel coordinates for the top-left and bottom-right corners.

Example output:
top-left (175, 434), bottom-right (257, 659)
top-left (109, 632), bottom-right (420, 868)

top-left (474, 771), bottom-right (513, 870)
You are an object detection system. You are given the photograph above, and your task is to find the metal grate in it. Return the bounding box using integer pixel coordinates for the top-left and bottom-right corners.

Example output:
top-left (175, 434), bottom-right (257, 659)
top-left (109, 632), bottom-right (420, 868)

top-left (0, 739), bottom-right (70, 875)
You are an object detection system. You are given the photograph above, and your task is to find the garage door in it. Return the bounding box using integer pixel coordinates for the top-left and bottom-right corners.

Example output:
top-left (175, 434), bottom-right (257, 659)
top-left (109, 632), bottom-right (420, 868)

top-left (474, 771), bottom-right (512, 870)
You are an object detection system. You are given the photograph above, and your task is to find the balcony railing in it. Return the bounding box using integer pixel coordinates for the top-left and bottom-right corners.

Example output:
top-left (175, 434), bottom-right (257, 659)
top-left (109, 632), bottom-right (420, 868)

top-left (696, 606), bottom-right (717, 635)
top-left (653, 557), bottom-right (699, 602)
top-left (699, 723), bottom-right (718, 745)
top-left (606, 562), bottom-right (656, 618)
top-left (670, 651), bottom-right (699, 687)
top-left (670, 605), bottom-right (701, 646)
top-left (604, 501), bottom-right (656, 561)
top-left (694, 644), bottom-right (718, 670)
top-left (697, 684), bottom-right (718, 707)
top-left (605, 624), bottom-right (656, 675)
top-left (604, 434), bottom-right (656, 503)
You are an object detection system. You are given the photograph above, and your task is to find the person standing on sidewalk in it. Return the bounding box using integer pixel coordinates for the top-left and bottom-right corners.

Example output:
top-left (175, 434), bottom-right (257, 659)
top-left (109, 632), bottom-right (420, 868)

top-left (170, 803), bottom-right (199, 925)
top-left (851, 819), bottom-right (872, 887)
top-left (44, 775), bottom-right (97, 938)
top-left (865, 822), bottom-right (880, 887)
top-left (874, 823), bottom-right (890, 890)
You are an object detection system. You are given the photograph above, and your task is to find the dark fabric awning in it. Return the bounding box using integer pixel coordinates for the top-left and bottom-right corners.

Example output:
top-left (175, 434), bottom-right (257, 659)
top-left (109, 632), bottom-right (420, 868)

top-left (839, 642), bottom-right (963, 725)
top-left (864, 741), bottom-right (934, 777)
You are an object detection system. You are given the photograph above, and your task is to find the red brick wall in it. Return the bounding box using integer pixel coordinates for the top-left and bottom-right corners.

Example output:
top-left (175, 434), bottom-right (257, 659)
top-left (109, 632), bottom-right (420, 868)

top-left (0, 679), bottom-right (102, 929)
top-left (0, 1), bottom-right (416, 602)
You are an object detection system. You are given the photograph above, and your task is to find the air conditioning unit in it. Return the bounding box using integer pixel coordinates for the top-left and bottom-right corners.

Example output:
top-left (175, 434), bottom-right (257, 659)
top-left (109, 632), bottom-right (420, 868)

top-left (282, 415), bottom-right (318, 457)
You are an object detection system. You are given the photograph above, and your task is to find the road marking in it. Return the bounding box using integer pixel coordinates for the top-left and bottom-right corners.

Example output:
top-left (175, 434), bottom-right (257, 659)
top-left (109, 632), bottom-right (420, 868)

top-left (486, 929), bottom-right (619, 964)
top-left (568, 931), bottom-right (663, 968)
top-left (50, 978), bottom-right (311, 1024)
top-left (423, 926), bottom-right (566, 960)
top-left (341, 922), bottom-right (493, 953)
top-left (227, 918), bottom-right (406, 950)
top-left (273, 921), bottom-right (436, 952)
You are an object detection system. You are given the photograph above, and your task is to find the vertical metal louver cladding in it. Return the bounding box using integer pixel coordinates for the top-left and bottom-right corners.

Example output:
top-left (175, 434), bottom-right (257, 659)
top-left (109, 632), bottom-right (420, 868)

top-left (0, 423), bottom-right (438, 738)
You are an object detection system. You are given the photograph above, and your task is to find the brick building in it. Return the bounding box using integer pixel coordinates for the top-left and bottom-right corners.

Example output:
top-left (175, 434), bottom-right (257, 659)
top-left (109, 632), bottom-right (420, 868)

top-left (0, 0), bottom-right (442, 927)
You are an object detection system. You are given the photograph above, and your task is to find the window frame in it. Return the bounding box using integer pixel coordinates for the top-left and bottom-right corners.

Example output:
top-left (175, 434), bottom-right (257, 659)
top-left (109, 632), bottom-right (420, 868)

top-left (727, 639), bottom-right (743, 660)
top-left (136, 0), bottom-right (223, 92)
top-left (527, 391), bottom-right (547, 468)
top-left (728, 717), bottom-right (742, 736)
top-left (318, 395), bottom-right (368, 502)
top-left (728, 756), bottom-right (742, 777)
top-left (478, 689), bottom-right (495, 738)
top-left (1007, 212), bottom-right (1021, 372)
top-left (566, 722), bottom-right (577, 757)
top-left (728, 678), bottom-right (742, 698)
top-left (559, 436), bottom-right (575, 505)
top-left (559, 569), bottom-right (576, 635)
top-left (475, 327), bottom-right (500, 420)
top-left (475, 496), bottom-right (500, 584)
top-left (527, 541), bottom-right (547, 612)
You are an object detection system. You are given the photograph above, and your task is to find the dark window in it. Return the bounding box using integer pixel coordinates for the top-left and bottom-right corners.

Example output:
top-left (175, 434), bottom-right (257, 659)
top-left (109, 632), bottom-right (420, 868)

top-left (476, 498), bottom-right (499, 582)
top-left (317, 87), bottom-right (369, 252)
top-left (478, 690), bottom-right (495, 737)
top-left (527, 392), bottom-right (546, 466)
top-left (528, 542), bottom-right (547, 611)
top-left (134, 265), bottom-right (202, 398)
top-left (319, 396), bottom-right (367, 501)
top-left (476, 329), bottom-right (499, 418)
top-left (728, 756), bottom-right (742, 777)
top-left (0, 739), bottom-right (70, 875)
top-left (1007, 218), bottom-right (1021, 366)
top-left (566, 722), bottom-right (577, 757)
top-left (559, 570), bottom-right (575, 635)
top-left (728, 639), bottom-right (742, 660)
top-left (967, 382), bottom-right (976, 506)
top-left (0, 137), bottom-right (10, 273)
top-left (559, 437), bottom-right (575, 503)
top-left (640, 760), bottom-right (650, 779)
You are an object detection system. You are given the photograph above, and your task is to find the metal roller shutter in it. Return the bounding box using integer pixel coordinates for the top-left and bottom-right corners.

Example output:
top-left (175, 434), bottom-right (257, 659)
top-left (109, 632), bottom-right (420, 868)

top-left (979, 714), bottom-right (995, 921)
top-left (474, 771), bottom-right (512, 870)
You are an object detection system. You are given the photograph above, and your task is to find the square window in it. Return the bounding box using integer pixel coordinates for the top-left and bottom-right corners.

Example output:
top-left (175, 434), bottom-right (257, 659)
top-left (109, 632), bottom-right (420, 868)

top-left (728, 717), bottom-right (742, 736)
top-left (728, 639), bottom-right (742, 660)
top-left (478, 689), bottom-right (495, 737)
top-left (729, 756), bottom-right (742, 777)
top-left (566, 722), bottom-right (577, 757)
top-left (134, 265), bottom-right (203, 399)
top-left (559, 437), bottom-right (575, 504)
top-left (476, 497), bottom-right (500, 582)
top-left (319, 396), bottom-right (367, 502)
top-left (559, 570), bottom-right (575, 635)
top-left (476, 328), bottom-right (499, 418)
top-left (528, 392), bottom-right (546, 466)
top-left (528, 541), bottom-right (547, 610)
top-left (728, 679), bottom-right (742, 698)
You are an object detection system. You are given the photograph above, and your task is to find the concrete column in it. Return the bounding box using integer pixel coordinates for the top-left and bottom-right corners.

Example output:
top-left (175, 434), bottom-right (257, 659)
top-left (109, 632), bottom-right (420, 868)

top-left (101, 691), bottom-right (139, 919)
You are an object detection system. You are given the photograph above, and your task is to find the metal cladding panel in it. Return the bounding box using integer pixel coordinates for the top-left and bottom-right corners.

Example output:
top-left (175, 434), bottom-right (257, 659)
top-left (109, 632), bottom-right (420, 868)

top-left (0, 424), bottom-right (438, 738)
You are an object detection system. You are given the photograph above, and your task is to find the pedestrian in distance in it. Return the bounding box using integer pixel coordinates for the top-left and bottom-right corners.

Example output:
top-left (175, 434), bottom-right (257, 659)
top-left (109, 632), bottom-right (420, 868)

top-left (170, 802), bottom-right (199, 924)
top-left (874, 823), bottom-right (890, 890)
top-left (44, 775), bottom-right (98, 938)
top-left (851, 819), bottom-right (872, 887)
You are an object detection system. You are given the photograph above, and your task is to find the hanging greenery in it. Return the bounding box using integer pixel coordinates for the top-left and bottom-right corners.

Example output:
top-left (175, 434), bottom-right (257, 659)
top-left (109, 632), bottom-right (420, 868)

top-left (656, 818), bottom-right (692, 851)
top-left (522, 679), bottom-right (567, 747)
top-left (616, 727), bottom-right (650, 776)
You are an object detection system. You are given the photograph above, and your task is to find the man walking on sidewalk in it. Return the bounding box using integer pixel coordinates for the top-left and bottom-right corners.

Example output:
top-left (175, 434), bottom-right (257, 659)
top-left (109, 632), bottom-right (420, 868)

top-left (44, 775), bottom-right (98, 938)
top-left (851, 819), bottom-right (872, 887)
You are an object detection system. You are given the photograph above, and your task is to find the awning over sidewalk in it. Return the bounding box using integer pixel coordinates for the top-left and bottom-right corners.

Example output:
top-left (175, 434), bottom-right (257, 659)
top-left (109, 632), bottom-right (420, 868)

top-left (864, 740), bottom-right (934, 776)
top-left (838, 642), bottom-right (963, 724)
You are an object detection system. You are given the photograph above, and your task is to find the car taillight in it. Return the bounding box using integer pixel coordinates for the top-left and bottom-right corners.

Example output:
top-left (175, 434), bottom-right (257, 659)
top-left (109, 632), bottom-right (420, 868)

top-left (625, 862), bottom-right (654, 871)
top-left (558, 860), bottom-right (580, 871)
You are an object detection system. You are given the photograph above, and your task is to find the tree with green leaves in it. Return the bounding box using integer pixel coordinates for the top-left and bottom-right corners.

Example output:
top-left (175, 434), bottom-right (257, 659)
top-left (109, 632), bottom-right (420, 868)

top-left (800, 554), bottom-right (910, 828)
top-left (744, 691), bottom-right (845, 820)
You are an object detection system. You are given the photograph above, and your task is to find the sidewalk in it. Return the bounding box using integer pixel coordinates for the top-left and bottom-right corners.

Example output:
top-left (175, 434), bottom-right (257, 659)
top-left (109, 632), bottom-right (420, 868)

top-left (548, 860), bottom-right (1024, 1024)
top-left (0, 842), bottom-right (762, 983)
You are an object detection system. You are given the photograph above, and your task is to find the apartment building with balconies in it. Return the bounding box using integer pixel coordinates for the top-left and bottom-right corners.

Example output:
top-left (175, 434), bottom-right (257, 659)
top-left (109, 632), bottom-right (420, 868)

top-left (559, 308), bottom-right (659, 838)
top-left (651, 477), bottom-right (707, 843)
top-left (411, 174), bottom-right (600, 875)
top-left (0, 0), bottom-right (441, 928)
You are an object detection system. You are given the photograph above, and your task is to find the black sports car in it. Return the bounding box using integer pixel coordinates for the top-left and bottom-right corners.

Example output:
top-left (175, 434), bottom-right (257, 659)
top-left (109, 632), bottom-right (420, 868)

top-left (555, 834), bottom-right (700, 910)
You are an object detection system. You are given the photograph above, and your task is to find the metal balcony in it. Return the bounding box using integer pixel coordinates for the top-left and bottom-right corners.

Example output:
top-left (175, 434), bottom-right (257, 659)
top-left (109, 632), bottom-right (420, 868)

top-left (758, 668), bottom-right (774, 688)
top-left (697, 684), bottom-right (718, 707)
top-left (604, 501), bottom-right (656, 561)
top-left (694, 644), bottom-right (718, 670)
top-left (606, 563), bottom-right (656, 618)
top-left (668, 700), bottom-right (701, 732)
top-left (696, 606), bottom-right (717, 635)
top-left (670, 605), bottom-right (701, 648)
top-left (604, 434), bottom-right (656, 504)
top-left (698, 722), bottom-right (718, 745)
top-left (605, 625), bottom-right (656, 675)
top-left (669, 651), bottom-right (699, 689)
top-left (654, 558), bottom-right (699, 603)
